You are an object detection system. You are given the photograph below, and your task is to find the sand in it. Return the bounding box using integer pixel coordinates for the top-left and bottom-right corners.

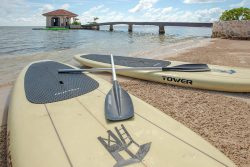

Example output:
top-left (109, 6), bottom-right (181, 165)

top-left (0, 38), bottom-right (250, 167)
top-left (166, 39), bottom-right (250, 68)
top-left (121, 81), bottom-right (250, 167)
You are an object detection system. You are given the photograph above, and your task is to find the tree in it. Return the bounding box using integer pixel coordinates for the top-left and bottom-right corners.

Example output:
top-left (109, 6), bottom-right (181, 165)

top-left (220, 7), bottom-right (250, 21)
top-left (93, 17), bottom-right (99, 22)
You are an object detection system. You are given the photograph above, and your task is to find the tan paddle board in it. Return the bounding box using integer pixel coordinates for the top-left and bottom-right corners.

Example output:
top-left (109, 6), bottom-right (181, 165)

top-left (74, 54), bottom-right (250, 92)
top-left (7, 60), bottom-right (236, 167)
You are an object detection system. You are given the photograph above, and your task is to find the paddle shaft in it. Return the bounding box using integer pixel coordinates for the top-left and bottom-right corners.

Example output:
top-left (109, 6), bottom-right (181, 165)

top-left (58, 66), bottom-right (210, 73)
top-left (111, 54), bottom-right (117, 81)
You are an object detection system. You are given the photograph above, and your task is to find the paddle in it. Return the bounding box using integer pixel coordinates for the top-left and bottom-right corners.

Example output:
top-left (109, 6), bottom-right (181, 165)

top-left (105, 54), bottom-right (134, 121)
top-left (58, 63), bottom-right (210, 73)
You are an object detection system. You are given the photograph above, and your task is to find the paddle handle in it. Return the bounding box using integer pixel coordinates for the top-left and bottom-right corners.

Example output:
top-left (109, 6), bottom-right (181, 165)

top-left (111, 54), bottom-right (117, 81)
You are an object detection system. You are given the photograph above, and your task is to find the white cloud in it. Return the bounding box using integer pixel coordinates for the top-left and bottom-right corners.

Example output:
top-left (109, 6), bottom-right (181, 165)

top-left (60, 4), bottom-right (70, 10)
top-left (86, 5), bottom-right (104, 13)
top-left (0, 0), bottom-right (224, 26)
top-left (80, 5), bottom-right (119, 23)
top-left (184, 0), bottom-right (225, 4)
top-left (0, 0), bottom-right (35, 26)
top-left (79, 5), bottom-right (138, 23)
top-left (129, 0), bottom-right (158, 13)
top-left (142, 7), bottom-right (223, 22)
top-left (162, 7), bottom-right (173, 14)
top-left (0, 0), bottom-right (76, 26)
top-left (79, 4), bottom-right (222, 24)
top-left (76, 3), bottom-right (223, 24)
top-left (230, 0), bottom-right (250, 8)
top-left (100, 8), bottom-right (110, 13)
top-left (41, 4), bottom-right (54, 13)
top-left (143, 7), bottom-right (174, 21)
top-left (0, 1), bottom-right (55, 26)
top-left (0, 0), bottom-right (28, 16)
top-left (193, 7), bottom-right (224, 21)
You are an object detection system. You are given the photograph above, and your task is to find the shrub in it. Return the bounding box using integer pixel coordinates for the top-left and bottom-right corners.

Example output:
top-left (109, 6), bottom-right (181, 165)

top-left (72, 21), bottom-right (81, 25)
top-left (220, 7), bottom-right (250, 21)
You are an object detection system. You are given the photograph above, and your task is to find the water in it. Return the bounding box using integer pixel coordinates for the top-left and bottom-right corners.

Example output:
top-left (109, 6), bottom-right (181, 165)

top-left (0, 26), bottom-right (211, 56)
top-left (0, 26), bottom-right (211, 85)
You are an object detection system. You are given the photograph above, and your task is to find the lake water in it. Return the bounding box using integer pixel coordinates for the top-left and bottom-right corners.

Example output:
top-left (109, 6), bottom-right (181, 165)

top-left (0, 26), bottom-right (211, 56)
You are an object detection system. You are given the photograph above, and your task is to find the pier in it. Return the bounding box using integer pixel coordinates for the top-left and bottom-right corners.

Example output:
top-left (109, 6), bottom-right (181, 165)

top-left (95, 22), bottom-right (213, 34)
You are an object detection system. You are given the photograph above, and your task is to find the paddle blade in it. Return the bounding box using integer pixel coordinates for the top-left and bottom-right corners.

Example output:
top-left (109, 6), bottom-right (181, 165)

top-left (164, 64), bottom-right (210, 72)
top-left (105, 81), bottom-right (134, 121)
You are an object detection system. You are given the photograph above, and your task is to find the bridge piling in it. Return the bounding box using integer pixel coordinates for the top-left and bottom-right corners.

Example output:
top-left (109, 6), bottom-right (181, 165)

top-left (109, 25), bottom-right (114, 31)
top-left (128, 24), bottom-right (133, 32)
top-left (159, 25), bottom-right (165, 34)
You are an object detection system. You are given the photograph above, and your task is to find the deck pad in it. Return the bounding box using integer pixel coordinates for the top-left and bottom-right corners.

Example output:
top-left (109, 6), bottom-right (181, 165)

top-left (24, 61), bottom-right (99, 104)
top-left (81, 54), bottom-right (171, 67)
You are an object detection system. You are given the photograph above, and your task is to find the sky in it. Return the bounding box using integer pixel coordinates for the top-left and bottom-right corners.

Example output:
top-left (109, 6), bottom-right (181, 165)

top-left (0, 0), bottom-right (249, 26)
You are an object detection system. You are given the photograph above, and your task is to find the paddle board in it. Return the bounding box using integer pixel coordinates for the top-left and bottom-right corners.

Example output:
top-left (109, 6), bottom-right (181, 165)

top-left (7, 60), bottom-right (236, 167)
top-left (74, 54), bottom-right (250, 92)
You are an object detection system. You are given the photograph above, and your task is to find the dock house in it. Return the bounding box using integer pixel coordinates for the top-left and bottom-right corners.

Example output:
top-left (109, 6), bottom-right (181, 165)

top-left (43, 9), bottom-right (78, 28)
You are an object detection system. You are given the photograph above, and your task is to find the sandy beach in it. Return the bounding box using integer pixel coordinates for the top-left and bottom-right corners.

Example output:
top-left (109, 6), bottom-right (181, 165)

top-left (0, 38), bottom-right (250, 167)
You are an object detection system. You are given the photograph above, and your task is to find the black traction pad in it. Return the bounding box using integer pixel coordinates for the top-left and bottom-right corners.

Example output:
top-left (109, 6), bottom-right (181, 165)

top-left (24, 61), bottom-right (99, 104)
top-left (81, 54), bottom-right (171, 67)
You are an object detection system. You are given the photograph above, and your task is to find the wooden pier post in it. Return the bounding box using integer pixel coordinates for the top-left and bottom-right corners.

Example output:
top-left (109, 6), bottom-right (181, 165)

top-left (109, 24), bottom-right (114, 31)
top-left (159, 25), bottom-right (165, 34)
top-left (96, 25), bottom-right (100, 30)
top-left (128, 24), bottom-right (133, 32)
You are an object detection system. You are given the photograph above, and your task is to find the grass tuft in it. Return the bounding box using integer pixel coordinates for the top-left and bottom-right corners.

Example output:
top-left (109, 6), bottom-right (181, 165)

top-left (46, 27), bottom-right (69, 31)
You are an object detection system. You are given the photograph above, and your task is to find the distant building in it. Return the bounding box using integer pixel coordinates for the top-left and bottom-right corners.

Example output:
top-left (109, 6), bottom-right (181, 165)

top-left (42, 9), bottom-right (78, 28)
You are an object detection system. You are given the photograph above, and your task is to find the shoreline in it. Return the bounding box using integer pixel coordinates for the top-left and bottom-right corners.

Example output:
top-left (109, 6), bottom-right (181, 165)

top-left (0, 38), bottom-right (250, 167)
top-left (0, 37), bottom-right (210, 87)
top-left (129, 38), bottom-right (211, 58)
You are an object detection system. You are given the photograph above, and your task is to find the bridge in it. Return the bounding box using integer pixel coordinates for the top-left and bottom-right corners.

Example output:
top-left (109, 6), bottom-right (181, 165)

top-left (95, 22), bottom-right (213, 34)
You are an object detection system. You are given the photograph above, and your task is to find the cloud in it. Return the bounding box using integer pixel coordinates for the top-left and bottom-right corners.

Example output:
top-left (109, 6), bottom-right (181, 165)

top-left (0, 0), bottom-right (76, 26)
top-left (0, 1), bottom-right (224, 26)
top-left (129, 0), bottom-right (158, 13)
top-left (79, 5), bottom-right (120, 23)
top-left (230, 0), bottom-right (250, 8)
top-left (193, 7), bottom-right (224, 21)
top-left (79, 4), bottom-right (222, 24)
top-left (100, 8), bottom-right (110, 13)
top-left (60, 4), bottom-right (70, 10)
top-left (0, 0), bottom-right (28, 16)
top-left (142, 7), bottom-right (223, 22)
top-left (183, 0), bottom-right (225, 4)
top-left (0, 0), bottom-right (36, 25)
top-left (112, 6), bottom-right (219, 22)
top-left (86, 5), bottom-right (104, 13)
top-left (143, 7), bottom-right (174, 20)
top-left (0, 1), bottom-right (65, 26)
top-left (41, 4), bottom-right (54, 13)
top-left (79, 5), bottom-right (136, 23)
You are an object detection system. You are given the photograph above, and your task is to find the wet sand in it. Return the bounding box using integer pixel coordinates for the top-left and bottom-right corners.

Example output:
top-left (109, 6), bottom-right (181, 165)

top-left (0, 39), bottom-right (250, 167)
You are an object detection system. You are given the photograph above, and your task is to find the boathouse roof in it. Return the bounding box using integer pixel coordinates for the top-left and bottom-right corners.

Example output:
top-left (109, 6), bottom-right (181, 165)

top-left (42, 9), bottom-right (78, 17)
